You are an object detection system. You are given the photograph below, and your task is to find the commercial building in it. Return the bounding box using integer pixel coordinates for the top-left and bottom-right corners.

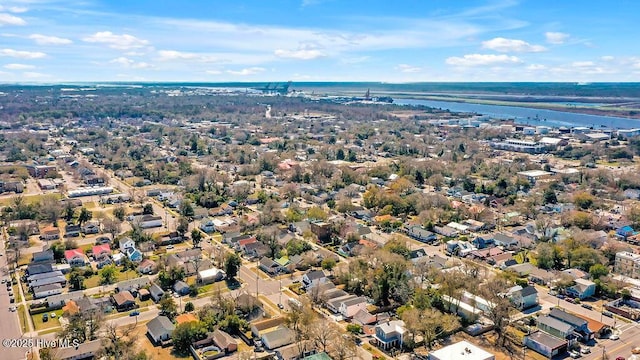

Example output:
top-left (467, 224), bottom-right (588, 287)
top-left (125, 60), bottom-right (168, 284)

top-left (615, 251), bottom-right (640, 279)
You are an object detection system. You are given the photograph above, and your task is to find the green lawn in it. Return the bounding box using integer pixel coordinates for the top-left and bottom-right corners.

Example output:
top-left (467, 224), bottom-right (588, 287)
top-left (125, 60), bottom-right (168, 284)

top-left (84, 269), bottom-right (139, 289)
top-left (0, 193), bottom-right (62, 207)
top-left (31, 309), bottom-right (64, 331)
top-left (12, 283), bottom-right (22, 303)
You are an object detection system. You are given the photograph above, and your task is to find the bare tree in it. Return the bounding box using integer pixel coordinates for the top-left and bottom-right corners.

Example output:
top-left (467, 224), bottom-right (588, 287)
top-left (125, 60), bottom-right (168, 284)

top-left (310, 318), bottom-right (340, 352)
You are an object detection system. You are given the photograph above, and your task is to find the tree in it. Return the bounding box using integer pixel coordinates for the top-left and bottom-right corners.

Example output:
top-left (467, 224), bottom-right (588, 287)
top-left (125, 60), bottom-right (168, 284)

top-left (589, 263), bottom-right (609, 280)
top-left (573, 191), bottom-right (595, 209)
top-left (39, 194), bottom-right (62, 225)
top-left (159, 294), bottom-right (178, 319)
top-left (143, 203), bottom-right (154, 215)
top-left (63, 203), bottom-right (75, 222)
top-left (478, 278), bottom-right (515, 348)
top-left (225, 253), bottom-right (242, 279)
top-left (77, 207), bottom-right (92, 226)
top-left (543, 188), bottom-right (558, 204)
top-left (310, 319), bottom-right (339, 353)
top-left (113, 205), bottom-right (126, 221)
top-left (321, 258), bottom-right (337, 274)
top-left (191, 228), bottom-right (203, 248)
top-left (180, 199), bottom-right (195, 218)
top-left (285, 297), bottom-right (316, 355)
top-left (172, 321), bottom-right (207, 354)
top-left (177, 216), bottom-right (189, 238)
top-left (184, 302), bottom-right (195, 312)
top-left (102, 218), bottom-right (122, 240)
top-left (307, 206), bottom-right (328, 221)
top-left (99, 265), bottom-right (118, 285)
top-left (69, 268), bottom-right (86, 290)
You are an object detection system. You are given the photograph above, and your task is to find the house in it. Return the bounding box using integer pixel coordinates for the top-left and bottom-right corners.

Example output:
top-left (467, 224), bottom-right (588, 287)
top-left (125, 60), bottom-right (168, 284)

top-left (259, 257), bottom-right (283, 275)
top-left (9, 220), bottom-right (39, 235)
top-left (116, 277), bottom-right (150, 293)
top-left (124, 246), bottom-right (143, 262)
top-left (92, 244), bottom-right (112, 268)
top-left (149, 283), bottom-right (165, 302)
top-left (566, 278), bottom-right (596, 300)
top-left (138, 288), bottom-right (151, 301)
top-left (29, 275), bottom-right (67, 289)
top-left (406, 225), bottom-right (437, 243)
top-left (528, 268), bottom-right (556, 285)
top-left (352, 309), bottom-right (378, 326)
top-left (549, 308), bottom-right (593, 341)
top-left (82, 221), bottom-right (100, 235)
top-left (138, 215), bottom-right (163, 228)
top-left (51, 339), bottom-right (102, 360)
top-left (137, 259), bottom-right (157, 274)
top-left (40, 226), bottom-right (60, 241)
top-left (64, 224), bottom-right (81, 238)
top-left (27, 262), bottom-right (54, 275)
top-left (111, 290), bottom-right (136, 311)
top-left (562, 268), bottom-right (589, 280)
top-left (339, 296), bottom-right (368, 318)
top-left (64, 248), bottom-right (88, 267)
top-left (523, 331), bottom-right (567, 359)
top-left (119, 237), bottom-right (136, 252)
top-left (506, 285), bottom-right (538, 310)
top-left (197, 268), bottom-right (226, 284)
top-left (302, 270), bottom-right (327, 290)
top-left (147, 316), bottom-right (175, 345)
top-left (212, 329), bottom-right (238, 353)
top-left (32, 249), bottom-right (54, 263)
top-left (173, 280), bottom-right (190, 296)
top-left (261, 327), bottom-right (296, 350)
top-left (536, 315), bottom-right (576, 341)
top-left (616, 225), bottom-right (635, 239)
top-left (493, 233), bottom-right (519, 250)
top-left (199, 219), bottom-right (216, 233)
top-left (33, 283), bottom-right (63, 299)
top-left (250, 317), bottom-right (286, 338)
top-left (429, 340), bottom-right (495, 360)
top-left (374, 320), bottom-right (406, 350)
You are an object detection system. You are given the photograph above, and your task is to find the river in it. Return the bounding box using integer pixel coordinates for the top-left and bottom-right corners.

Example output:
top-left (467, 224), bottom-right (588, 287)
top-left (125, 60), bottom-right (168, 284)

top-left (395, 98), bottom-right (640, 129)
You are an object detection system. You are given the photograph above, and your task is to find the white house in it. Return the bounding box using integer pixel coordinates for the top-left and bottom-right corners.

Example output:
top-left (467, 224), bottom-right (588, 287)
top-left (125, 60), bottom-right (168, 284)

top-left (119, 238), bottom-right (135, 252)
top-left (33, 283), bottom-right (63, 299)
top-left (338, 296), bottom-right (368, 318)
top-left (146, 316), bottom-right (175, 345)
top-left (302, 270), bottom-right (327, 290)
top-left (197, 268), bottom-right (226, 284)
top-left (374, 320), bottom-right (406, 350)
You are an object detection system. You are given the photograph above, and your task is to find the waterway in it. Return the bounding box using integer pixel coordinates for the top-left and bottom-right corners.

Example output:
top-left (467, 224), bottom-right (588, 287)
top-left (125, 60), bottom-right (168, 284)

top-left (395, 98), bottom-right (640, 129)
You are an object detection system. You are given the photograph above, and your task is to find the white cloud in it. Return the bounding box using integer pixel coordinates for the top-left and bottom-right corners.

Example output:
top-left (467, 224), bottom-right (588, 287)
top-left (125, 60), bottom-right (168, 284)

top-left (274, 48), bottom-right (325, 60)
top-left (0, 48), bottom-right (46, 59)
top-left (572, 61), bottom-right (594, 67)
top-left (482, 37), bottom-right (546, 52)
top-left (226, 67), bottom-right (265, 76)
top-left (396, 64), bottom-right (422, 73)
top-left (157, 50), bottom-right (199, 61)
top-left (545, 32), bottom-right (569, 44)
top-left (0, 13), bottom-right (26, 26)
top-left (205, 70), bottom-right (222, 75)
top-left (4, 63), bottom-right (35, 70)
top-left (601, 56), bottom-right (614, 61)
top-left (7, 7), bottom-right (28, 13)
top-left (29, 34), bottom-right (72, 45)
top-left (446, 54), bottom-right (522, 66)
top-left (109, 57), bottom-right (152, 69)
top-left (83, 31), bottom-right (149, 50)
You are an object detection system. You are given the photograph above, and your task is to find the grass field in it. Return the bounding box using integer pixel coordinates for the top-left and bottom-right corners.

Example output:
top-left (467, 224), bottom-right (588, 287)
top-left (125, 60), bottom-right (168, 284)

top-left (17, 305), bottom-right (29, 333)
top-left (31, 309), bottom-right (64, 331)
top-left (0, 193), bottom-right (62, 207)
top-left (84, 269), bottom-right (139, 289)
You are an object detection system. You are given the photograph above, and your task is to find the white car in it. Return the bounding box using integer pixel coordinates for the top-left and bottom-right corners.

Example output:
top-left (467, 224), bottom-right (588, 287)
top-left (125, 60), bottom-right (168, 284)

top-left (580, 347), bottom-right (591, 354)
top-left (166, 245), bottom-right (174, 249)
top-left (50, 312), bottom-right (57, 318)
top-left (569, 350), bottom-right (581, 359)
top-left (9, 306), bottom-right (16, 312)
top-left (609, 334), bottom-right (620, 340)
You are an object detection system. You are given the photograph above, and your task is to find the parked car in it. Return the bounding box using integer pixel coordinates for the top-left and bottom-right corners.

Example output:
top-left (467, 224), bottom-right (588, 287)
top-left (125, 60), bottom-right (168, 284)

top-left (42, 313), bottom-right (48, 322)
top-left (569, 350), bottom-right (581, 358)
top-left (166, 245), bottom-right (174, 249)
top-left (277, 303), bottom-right (284, 309)
top-left (580, 347), bottom-right (591, 354)
top-left (581, 304), bottom-right (593, 310)
top-left (603, 311), bottom-right (614, 318)
top-left (556, 294), bottom-right (565, 299)
top-left (129, 310), bottom-right (140, 316)
top-left (610, 334), bottom-right (620, 340)
top-left (566, 298), bottom-right (575, 304)
top-left (9, 297), bottom-right (15, 303)
top-left (9, 306), bottom-right (16, 312)
top-left (50, 312), bottom-right (57, 318)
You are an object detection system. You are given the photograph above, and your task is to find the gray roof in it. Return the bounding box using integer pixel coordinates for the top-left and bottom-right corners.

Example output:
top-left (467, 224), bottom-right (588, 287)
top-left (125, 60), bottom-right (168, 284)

top-left (549, 308), bottom-right (588, 328)
top-left (342, 296), bottom-right (367, 307)
top-left (305, 270), bottom-right (325, 281)
top-left (149, 283), bottom-right (165, 297)
top-left (526, 331), bottom-right (567, 350)
top-left (261, 327), bottom-right (296, 349)
top-left (52, 339), bottom-right (102, 360)
top-left (116, 276), bottom-right (150, 291)
top-left (147, 315), bottom-right (175, 335)
top-left (33, 283), bottom-right (62, 293)
top-left (537, 315), bottom-right (574, 334)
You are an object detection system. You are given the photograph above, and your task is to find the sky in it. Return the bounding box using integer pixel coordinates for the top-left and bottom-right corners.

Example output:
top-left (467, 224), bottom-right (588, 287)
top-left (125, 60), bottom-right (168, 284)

top-left (1, 0), bottom-right (640, 83)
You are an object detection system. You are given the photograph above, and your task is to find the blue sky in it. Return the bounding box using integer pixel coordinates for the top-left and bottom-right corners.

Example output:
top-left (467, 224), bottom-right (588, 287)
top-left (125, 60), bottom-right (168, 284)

top-left (1, 0), bottom-right (639, 82)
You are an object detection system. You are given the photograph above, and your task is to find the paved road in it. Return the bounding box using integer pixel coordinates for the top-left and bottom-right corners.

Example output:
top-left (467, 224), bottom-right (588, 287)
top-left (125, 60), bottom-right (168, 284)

top-left (0, 241), bottom-right (32, 360)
